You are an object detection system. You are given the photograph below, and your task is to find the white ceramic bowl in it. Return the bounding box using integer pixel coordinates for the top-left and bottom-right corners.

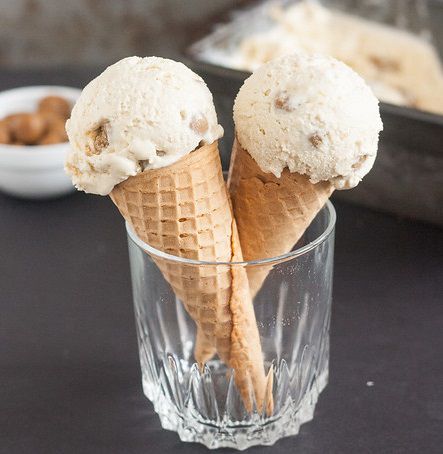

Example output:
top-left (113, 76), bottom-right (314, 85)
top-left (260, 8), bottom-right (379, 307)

top-left (0, 86), bottom-right (81, 199)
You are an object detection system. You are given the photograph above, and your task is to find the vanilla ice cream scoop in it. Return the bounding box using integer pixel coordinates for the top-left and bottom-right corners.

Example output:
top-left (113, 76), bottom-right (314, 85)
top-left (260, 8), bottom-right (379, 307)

top-left (234, 53), bottom-right (383, 189)
top-left (66, 56), bottom-right (223, 195)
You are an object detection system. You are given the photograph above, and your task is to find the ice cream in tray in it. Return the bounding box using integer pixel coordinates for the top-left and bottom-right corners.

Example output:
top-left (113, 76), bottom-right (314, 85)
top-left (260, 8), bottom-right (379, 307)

top-left (187, 0), bottom-right (443, 226)
top-left (65, 54), bottom-right (382, 448)
top-left (190, 0), bottom-right (443, 115)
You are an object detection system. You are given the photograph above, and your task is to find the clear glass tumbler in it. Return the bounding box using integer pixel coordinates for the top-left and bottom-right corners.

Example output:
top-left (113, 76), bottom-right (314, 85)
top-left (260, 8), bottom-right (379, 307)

top-left (126, 201), bottom-right (336, 450)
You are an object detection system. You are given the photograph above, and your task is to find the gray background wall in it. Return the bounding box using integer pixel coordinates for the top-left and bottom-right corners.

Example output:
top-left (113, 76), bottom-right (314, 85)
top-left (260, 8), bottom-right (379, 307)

top-left (0, 0), bottom-right (441, 70)
top-left (0, 0), bottom-right (245, 69)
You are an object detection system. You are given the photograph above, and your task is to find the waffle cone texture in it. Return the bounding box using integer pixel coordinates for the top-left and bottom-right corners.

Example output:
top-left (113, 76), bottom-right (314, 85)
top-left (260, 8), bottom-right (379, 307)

top-left (110, 141), bottom-right (268, 412)
top-left (228, 138), bottom-right (334, 297)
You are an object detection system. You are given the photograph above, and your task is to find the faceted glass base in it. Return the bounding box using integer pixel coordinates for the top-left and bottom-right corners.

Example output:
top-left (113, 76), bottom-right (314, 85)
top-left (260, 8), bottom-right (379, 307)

top-left (140, 356), bottom-right (328, 450)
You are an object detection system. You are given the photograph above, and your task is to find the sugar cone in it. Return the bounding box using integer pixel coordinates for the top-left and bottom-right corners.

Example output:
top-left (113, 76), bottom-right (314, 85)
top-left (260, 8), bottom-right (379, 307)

top-left (110, 141), bottom-right (268, 412)
top-left (228, 138), bottom-right (334, 297)
top-left (194, 327), bottom-right (217, 366)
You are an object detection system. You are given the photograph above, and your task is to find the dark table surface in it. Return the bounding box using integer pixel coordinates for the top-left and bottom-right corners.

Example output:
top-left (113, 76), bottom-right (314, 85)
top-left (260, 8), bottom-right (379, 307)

top-left (1, 71), bottom-right (443, 454)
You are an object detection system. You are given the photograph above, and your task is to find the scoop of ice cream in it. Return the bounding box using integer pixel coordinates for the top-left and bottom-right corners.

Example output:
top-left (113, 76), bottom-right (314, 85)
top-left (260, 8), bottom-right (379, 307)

top-left (233, 53), bottom-right (383, 189)
top-left (66, 56), bottom-right (223, 195)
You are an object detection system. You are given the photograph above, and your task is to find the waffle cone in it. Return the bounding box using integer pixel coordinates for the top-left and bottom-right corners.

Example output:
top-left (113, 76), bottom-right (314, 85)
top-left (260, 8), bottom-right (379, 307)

top-left (110, 141), bottom-right (267, 412)
top-left (228, 138), bottom-right (334, 296)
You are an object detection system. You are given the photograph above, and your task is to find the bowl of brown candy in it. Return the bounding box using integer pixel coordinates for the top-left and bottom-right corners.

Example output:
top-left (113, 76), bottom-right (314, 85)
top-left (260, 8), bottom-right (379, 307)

top-left (0, 86), bottom-right (80, 199)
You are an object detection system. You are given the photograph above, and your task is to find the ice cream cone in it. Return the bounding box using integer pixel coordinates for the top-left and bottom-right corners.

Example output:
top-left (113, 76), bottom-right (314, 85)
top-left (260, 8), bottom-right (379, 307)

top-left (228, 138), bottom-right (334, 296)
top-left (194, 328), bottom-right (217, 366)
top-left (110, 141), bottom-right (268, 412)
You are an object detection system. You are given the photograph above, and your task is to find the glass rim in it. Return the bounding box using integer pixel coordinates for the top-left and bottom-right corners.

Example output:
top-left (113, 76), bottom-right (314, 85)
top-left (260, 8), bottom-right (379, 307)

top-left (126, 200), bottom-right (336, 267)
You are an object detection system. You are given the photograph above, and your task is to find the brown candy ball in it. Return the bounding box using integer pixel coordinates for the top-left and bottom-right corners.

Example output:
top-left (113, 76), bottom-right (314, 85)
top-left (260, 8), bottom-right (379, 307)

top-left (38, 96), bottom-right (72, 120)
top-left (6, 113), bottom-right (47, 145)
top-left (39, 132), bottom-right (62, 145)
top-left (0, 120), bottom-right (10, 144)
top-left (49, 116), bottom-right (68, 141)
top-left (38, 117), bottom-right (68, 145)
